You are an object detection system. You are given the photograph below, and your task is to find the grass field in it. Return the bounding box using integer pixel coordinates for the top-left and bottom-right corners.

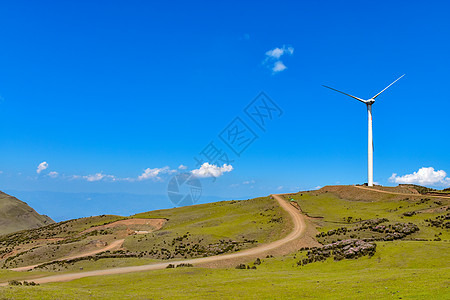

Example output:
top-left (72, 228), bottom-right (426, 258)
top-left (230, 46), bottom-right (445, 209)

top-left (0, 186), bottom-right (448, 299)
top-left (1, 196), bottom-right (290, 271)
top-left (0, 241), bottom-right (448, 299)
top-left (124, 196), bottom-right (290, 254)
top-left (287, 186), bottom-right (449, 241)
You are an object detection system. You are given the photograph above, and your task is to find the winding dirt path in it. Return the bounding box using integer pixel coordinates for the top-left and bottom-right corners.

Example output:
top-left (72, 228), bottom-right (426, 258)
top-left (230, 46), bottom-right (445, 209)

top-left (355, 185), bottom-right (450, 199)
top-left (10, 239), bottom-right (125, 272)
top-left (0, 194), bottom-right (305, 285)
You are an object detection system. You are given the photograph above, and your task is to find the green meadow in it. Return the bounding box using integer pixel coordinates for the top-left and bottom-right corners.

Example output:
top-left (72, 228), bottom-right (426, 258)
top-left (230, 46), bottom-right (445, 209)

top-left (0, 241), bottom-right (448, 299)
top-left (1, 186), bottom-right (448, 299)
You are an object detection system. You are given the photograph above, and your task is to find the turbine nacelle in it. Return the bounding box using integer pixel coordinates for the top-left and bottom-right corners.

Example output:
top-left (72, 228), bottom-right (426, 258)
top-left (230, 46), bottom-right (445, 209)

top-left (365, 99), bottom-right (375, 105)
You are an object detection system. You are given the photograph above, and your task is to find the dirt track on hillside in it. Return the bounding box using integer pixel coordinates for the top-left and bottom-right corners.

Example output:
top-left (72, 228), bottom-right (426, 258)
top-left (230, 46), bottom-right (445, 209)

top-left (0, 194), bottom-right (307, 285)
top-left (10, 239), bottom-right (125, 272)
top-left (355, 185), bottom-right (450, 199)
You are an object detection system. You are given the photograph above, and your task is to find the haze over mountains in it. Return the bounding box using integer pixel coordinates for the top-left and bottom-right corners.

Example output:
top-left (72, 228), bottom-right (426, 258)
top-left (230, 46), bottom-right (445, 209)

top-left (4, 190), bottom-right (245, 222)
top-left (0, 191), bottom-right (54, 235)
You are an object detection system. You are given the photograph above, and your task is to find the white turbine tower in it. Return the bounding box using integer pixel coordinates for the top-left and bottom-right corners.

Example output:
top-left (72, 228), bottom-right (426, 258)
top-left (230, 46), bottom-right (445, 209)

top-left (323, 75), bottom-right (404, 187)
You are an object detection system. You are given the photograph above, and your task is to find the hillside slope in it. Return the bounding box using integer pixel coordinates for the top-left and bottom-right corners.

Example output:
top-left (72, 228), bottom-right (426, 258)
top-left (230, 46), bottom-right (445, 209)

top-left (0, 185), bottom-right (448, 299)
top-left (0, 191), bottom-right (54, 235)
top-left (0, 196), bottom-right (292, 271)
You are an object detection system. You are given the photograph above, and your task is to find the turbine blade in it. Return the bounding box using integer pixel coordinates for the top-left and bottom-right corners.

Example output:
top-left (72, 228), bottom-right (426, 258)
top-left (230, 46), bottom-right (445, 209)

top-left (322, 85), bottom-right (366, 103)
top-left (372, 74), bottom-right (405, 99)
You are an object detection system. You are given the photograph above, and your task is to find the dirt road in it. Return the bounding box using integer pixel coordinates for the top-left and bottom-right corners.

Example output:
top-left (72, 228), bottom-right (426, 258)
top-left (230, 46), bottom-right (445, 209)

top-left (10, 239), bottom-right (125, 272)
top-left (0, 194), bottom-right (305, 285)
top-left (355, 185), bottom-right (450, 199)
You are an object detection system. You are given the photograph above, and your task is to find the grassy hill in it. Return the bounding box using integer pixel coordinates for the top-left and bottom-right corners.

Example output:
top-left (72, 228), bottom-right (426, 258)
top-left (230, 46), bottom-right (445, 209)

top-left (287, 185), bottom-right (449, 242)
top-left (0, 191), bottom-right (54, 236)
top-left (0, 185), bottom-right (448, 299)
top-left (0, 196), bottom-right (289, 270)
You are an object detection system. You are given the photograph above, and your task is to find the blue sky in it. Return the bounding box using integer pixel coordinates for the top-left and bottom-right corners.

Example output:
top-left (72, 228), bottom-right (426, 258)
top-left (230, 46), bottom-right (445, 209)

top-left (1, 1), bottom-right (449, 219)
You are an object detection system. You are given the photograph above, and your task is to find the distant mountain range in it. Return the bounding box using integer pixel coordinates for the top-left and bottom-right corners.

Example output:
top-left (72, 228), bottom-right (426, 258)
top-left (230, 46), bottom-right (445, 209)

top-left (0, 191), bottom-right (54, 235)
top-left (4, 190), bottom-right (241, 222)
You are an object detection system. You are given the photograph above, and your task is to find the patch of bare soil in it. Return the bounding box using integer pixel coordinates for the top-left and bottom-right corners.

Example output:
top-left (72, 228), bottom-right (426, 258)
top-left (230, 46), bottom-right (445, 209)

top-left (81, 218), bottom-right (167, 235)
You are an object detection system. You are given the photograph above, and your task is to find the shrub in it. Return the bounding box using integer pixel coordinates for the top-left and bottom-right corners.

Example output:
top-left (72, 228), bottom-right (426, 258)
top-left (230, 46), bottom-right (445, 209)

top-left (403, 211), bottom-right (416, 217)
top-left (8, 280), bottom-right (22, 286)
top-left (176, 263), bottom-right (193, 268)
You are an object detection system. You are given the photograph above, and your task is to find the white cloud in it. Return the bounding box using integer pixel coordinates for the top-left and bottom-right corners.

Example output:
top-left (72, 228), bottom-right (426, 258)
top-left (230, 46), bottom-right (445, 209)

top-left (48, 171), bottom-right (59, 178)
top-left (43, 165), bottom-right (180, 182)
top-left (265, 46), bottom-right (294, 59)
top-left (138, 166), bottom-right (176, 181)
top-left (37, 162), bottom-right (49, 174)
top-left (83, 173), bottom-right (116, 182)
top-left (314, 186), bottom-right (322, 190)
top-left (191, 163), bottom-right (233, 178)
top-left (264, 45), bottom-right (294, 74)
top-left (277, 185), bottom-right (284, 191)
top-left (178, 164), bottom-right (188, 170)
top-left (243, 180), bottom-right (255, 185)
top-left (389, 167), bottom-right (450, 187)
top-left (272, 61), bottom-right (287, 73)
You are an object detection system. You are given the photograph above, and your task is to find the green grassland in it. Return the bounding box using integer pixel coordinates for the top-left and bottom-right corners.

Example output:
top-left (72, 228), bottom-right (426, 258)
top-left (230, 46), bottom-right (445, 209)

top-left (1, 196), bottom-right (289, 270)
top-left (287, 186), bottom-right (449, 242)
top-left (133, 197), bottom-right (287, 242)
top-left (124, 197), bottom-right (290, 256)
top-left (0, 186), bottom-right (448, 299)
top-left (0, 241), bottom-right (448, 299)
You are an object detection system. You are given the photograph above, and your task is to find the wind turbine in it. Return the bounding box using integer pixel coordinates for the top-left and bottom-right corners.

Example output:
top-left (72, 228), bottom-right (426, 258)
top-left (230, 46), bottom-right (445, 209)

top-left (323, 75), bottom-right (404, 187)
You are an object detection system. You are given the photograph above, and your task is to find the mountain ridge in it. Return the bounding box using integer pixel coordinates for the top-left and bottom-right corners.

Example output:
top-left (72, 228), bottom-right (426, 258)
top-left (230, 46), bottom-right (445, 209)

top-left (0, 190), bottom-right (54, 235)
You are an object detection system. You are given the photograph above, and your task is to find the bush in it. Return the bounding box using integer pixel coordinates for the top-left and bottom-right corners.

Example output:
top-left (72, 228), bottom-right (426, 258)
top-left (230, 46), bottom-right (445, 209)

top-left (8, 280), bottom-right (22, 286)
top-left (403, 211), bottom-right (416, 217)
top-left (176, 263), bottom-right (193, 268)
